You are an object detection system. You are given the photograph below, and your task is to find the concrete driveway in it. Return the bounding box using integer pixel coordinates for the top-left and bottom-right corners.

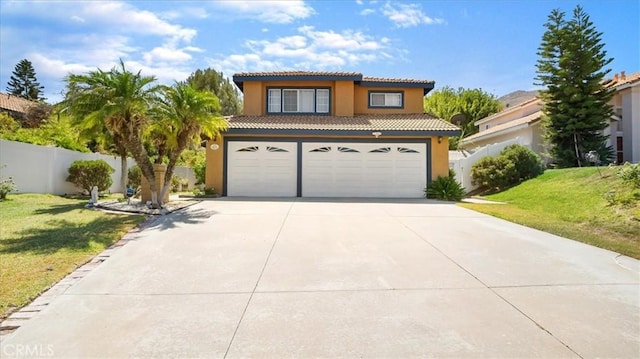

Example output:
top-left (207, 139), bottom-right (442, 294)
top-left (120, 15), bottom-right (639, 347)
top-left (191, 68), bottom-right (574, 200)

top-left (2, 199), bottom-right (639, 358)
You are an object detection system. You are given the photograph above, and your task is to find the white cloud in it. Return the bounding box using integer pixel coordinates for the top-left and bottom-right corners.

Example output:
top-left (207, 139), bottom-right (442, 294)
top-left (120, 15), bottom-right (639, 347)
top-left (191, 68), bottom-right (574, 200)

top-left (214, 0), bottom-right (314, 23)
top-left (381, 2), bottom-right (445, 28)
top-left (0, 1), bottom-right (201, 102)
top-left (207, 26), bottom-right (400, 76)
top-left (360, 8), bottom-right (375, 16)
top-left (355, 0), bottom-right (364, 5)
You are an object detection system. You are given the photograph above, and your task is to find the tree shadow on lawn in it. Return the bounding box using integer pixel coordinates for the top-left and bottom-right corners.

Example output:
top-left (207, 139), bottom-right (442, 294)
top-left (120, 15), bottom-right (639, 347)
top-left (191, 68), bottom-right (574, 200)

top-left (0, 215), bottom-right (140, 255)
top-left (31, 202), bottom-right (88, 216)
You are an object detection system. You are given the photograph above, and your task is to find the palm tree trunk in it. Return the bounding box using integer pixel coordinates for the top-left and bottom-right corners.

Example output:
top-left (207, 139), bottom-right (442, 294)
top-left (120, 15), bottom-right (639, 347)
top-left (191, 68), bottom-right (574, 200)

top-left (574, 132), bottom-right (582, 167)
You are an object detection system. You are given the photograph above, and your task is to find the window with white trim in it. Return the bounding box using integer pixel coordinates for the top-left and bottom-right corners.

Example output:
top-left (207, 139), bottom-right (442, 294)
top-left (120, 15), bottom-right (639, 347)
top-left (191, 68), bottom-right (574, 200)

top-left (268, 88), bottom-right (330, 114)
top-left (369, 92), bottom-right (402, 108)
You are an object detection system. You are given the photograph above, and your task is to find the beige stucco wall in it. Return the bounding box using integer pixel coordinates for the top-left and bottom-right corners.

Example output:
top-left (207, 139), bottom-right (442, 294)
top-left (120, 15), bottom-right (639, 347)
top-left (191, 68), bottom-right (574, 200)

top-left (242, 82), bottom-right (263, 116)
top-left (353, 86), bottom-right (424, 114)
top-left (241, 80), bottom-right (426, 117)
top-left (205, 136), bottom-right (225, 194)
top-left (334, 80), bottom-right (354, 116)
top-left (431, 137), bottom-right (450, 179)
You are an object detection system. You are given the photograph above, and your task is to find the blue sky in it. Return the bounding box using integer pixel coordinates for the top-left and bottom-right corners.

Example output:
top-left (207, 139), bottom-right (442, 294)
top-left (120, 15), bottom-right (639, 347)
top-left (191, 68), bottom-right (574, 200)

top-left (1, 0), bottom-right (638, 103)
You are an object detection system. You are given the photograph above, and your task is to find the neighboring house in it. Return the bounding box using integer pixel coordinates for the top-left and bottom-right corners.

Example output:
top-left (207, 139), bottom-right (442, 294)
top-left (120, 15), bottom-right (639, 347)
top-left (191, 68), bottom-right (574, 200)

top-left (460, 71), bottom-right (640, 164)
top-left (204, 71), bottom-right (460, 198)
top-left (0, 92), bottom-right (36, 120)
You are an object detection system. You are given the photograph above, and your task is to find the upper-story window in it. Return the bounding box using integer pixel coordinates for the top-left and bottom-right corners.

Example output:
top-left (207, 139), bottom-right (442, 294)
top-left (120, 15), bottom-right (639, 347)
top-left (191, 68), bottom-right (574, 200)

top-left (268, 88), bottom-right (330, 114)
top-left (369, 91), bottom-right (403, 108)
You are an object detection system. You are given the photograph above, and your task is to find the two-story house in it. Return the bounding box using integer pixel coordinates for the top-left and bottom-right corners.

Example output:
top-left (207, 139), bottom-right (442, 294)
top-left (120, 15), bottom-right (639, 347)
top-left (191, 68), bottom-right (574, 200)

top-left (205, 71), bottom-right (460, 198)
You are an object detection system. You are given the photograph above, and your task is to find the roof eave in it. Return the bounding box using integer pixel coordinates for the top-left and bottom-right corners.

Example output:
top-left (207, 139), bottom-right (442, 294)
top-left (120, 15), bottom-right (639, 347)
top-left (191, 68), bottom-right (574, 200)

top-left (358, 81), bottom-right (435, 95)
top-left (233, 74), bottom-right (365, 91)
top-left (224, 128), bottom-right (461, 137)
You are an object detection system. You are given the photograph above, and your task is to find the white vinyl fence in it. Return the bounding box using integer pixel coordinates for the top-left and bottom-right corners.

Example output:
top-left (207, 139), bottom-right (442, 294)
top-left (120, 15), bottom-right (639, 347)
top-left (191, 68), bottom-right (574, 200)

top-left (0, 139), bottom-right (195, 195)
top-left (449, 137), bottom-right (524, 193)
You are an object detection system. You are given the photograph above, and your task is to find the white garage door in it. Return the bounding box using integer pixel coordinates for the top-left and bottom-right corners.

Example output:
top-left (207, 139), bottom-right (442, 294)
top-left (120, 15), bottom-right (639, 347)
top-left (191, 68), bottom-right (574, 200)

top-left (227, 141), bottom-right (297, 196)
top-left (302, 142), bottom-right (427, 198)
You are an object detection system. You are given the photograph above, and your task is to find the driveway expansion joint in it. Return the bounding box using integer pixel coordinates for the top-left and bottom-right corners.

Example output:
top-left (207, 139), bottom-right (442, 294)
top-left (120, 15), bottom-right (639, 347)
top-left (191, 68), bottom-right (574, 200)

top-left (223, 199), bottom-right (296, 358)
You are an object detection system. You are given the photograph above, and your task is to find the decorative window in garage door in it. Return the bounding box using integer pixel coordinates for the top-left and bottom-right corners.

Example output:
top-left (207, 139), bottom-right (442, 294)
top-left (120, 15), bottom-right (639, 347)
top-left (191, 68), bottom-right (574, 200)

top-left (309, 146), bottom-right (331, 152)
top-left (237, 146), bottom-right (259, 152)
top-left (369, 147), bottom-right (391, 153)
top-left (338, 146), bottom-right (359, 153)
top-left (267, 146), bottom-right (289, 152)
top-left (397, 147), bottom-right (419, 153)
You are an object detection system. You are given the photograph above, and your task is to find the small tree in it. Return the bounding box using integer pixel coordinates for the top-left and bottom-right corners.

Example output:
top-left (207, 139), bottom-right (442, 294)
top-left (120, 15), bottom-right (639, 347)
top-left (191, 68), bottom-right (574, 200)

top-left (67, 160), bottom-right (114, 194)
top-left (424, 86), bottom-right (502, 149)
top-left (6, 59), bottom-right (46, 101)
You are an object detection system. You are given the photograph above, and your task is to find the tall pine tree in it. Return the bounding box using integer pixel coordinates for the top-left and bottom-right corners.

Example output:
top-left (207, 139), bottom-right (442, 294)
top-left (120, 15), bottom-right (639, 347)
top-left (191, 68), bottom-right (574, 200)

top-left (186, 68), bottom-right (242, 116)
top-left (535, 6), bottom-right (614, 167)
top-left (6, 59), bottom-right (46, 101)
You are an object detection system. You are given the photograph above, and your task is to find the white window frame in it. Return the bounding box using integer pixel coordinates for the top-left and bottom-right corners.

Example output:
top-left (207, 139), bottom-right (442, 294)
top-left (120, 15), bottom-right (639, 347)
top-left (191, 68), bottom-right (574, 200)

top-left (268, 88), bottom-right (330, 114)
top-left (369, 92), bottom-right (403, 108)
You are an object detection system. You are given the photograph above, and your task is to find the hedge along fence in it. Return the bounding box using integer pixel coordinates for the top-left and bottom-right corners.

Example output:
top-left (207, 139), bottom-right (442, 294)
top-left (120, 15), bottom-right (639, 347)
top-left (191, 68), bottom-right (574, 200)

top-left (0, 139), bottom-right (195, 195)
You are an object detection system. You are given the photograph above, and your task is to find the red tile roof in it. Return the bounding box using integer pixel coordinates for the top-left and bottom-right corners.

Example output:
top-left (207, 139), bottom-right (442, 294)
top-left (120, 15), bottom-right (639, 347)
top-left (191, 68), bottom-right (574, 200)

top-left (362, 76), bottom-right (434, 85)
top-left (608, 71), bottom-right (640, 87)
top-left (232, 71), bottom-right (434, 84)
top-left (227, 114), bottom-right (459, 132)
top-left (234, 71), bottom-right (362, 77)
top-left (0, 92), bottom-right (37, 114)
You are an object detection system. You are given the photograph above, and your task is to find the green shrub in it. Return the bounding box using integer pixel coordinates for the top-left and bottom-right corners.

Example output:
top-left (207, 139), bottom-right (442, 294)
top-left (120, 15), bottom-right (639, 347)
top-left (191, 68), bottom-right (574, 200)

top-left (171, 175), bottom-right (188, 192)
top-left (425, 170), bottom-right (465, 201)
top-left (128, 166), bottom-right (142, 189)
top-left (0, 112), bottom-right (19, 133)
top-left (618, 162), bottom-right (640, 189)
top-left (471, 156), bottom-right (518, 192)
top-left (193, 161), bottom-right (205, 185)
top-left (471, 145), bottom-right (545, 193)
top-left (66, 160), bottom-right (114, 194)
top-left (178, 149), bottom-right (205, 184)
top-left (500, 144), bottom-right (544, 182)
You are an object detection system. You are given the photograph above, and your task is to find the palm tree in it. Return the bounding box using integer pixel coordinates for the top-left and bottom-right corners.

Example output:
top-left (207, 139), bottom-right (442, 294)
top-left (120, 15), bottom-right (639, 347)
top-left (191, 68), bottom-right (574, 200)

top-left (150, 82), bottom-right (227, 201)
top-left (63, 60), bottom-right (161, 201)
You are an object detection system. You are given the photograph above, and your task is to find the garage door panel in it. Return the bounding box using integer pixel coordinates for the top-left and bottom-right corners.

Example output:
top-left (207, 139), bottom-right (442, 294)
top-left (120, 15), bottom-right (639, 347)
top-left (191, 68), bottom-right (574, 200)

top-left (227, 141), bottom-right (297, 197)
top-left (302, 142), bottom-right (426, 198)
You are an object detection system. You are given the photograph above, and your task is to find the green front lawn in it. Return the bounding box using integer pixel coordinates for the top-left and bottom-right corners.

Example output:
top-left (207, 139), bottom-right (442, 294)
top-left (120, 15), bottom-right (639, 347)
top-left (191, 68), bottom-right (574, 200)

top-left (460, 167), bottom-right (640, 259)
top-left (0, 194), bottom-right (145, 319)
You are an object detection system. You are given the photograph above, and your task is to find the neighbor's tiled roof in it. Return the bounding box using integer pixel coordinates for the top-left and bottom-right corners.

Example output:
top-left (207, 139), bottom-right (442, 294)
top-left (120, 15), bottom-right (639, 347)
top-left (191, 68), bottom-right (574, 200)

top-left (234, 71), bottom-right (362, 77)
top-left (362, 76), bottom-right (434, 85)
top-left (227, 114), bottom-right (460, 132)
top-left (607, 71), bottom-right (640, 87)
top-left (463, 110), bottom-right (542, 142)
top-left (0, 92), bottom-right (36, 114)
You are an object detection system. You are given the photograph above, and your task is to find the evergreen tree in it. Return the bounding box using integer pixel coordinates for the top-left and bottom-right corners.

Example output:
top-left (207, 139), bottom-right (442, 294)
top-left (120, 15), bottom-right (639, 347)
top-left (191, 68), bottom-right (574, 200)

top-left (186, 68), bottom-right (242, 115)
top-left (535, 6), bottom-right (614, 167)
top-left (6, 59), bottom-right (46, 101)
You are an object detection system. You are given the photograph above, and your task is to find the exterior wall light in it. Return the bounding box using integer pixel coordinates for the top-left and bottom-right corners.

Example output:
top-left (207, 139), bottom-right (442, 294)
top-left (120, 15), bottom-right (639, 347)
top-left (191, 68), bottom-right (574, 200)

top-left (210, 144), bottom-right (220, 150)
top-left (372, 132), bottom-right (382, 138)
top-left (438, 136), bottom-right (443, 144)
